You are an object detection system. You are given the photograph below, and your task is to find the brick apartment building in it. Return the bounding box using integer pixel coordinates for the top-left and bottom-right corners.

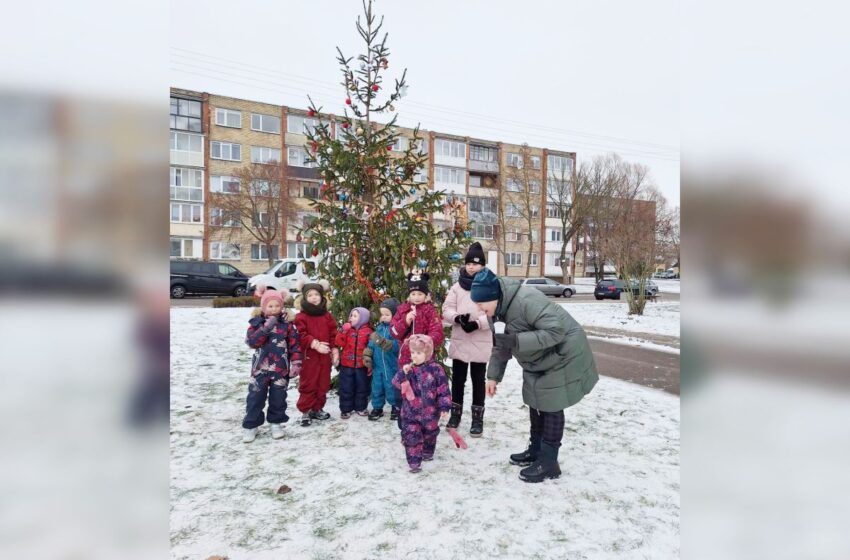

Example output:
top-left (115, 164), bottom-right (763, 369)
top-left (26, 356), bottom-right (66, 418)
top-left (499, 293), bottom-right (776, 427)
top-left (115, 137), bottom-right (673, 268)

top-left (169, 88), bottom-right (582, 279)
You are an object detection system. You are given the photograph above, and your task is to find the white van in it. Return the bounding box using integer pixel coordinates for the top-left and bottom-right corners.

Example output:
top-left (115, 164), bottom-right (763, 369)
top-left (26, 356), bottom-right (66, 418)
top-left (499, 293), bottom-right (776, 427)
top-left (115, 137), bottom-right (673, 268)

top-left (248, 258), bottom-right (320, 294)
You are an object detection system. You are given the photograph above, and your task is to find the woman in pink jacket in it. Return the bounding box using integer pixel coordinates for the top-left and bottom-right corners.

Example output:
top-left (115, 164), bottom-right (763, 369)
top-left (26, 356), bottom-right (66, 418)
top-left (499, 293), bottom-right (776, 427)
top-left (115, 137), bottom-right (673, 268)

top-left (441, 242), bottom-right (493, 437)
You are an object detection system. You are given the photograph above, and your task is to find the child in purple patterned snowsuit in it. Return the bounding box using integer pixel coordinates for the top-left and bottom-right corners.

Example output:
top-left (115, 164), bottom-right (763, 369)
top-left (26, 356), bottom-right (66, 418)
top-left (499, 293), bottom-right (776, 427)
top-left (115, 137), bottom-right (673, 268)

top-left (391, 334), bottom-right (452, 473)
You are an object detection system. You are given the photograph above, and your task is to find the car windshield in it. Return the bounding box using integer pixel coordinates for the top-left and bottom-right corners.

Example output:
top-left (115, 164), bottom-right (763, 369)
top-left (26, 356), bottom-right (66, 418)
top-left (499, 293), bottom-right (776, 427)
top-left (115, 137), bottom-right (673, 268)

top-left (262, 261), bottom-right (283, 274)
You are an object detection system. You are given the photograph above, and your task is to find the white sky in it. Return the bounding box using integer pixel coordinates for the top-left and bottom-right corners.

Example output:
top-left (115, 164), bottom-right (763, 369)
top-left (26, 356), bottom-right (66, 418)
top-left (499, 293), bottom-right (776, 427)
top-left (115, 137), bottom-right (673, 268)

top-left (170, 0), bottom-right (679, 207)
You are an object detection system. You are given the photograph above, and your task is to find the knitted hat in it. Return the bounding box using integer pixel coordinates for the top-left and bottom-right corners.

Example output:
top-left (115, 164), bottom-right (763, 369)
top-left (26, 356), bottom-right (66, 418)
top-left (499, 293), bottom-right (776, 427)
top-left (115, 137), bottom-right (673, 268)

top-left (407, 271), bottom-right (431, 295)
top-left (256, 284), bottom-right (286, 314)
top-left (470, 268), bottom-right (501, 303)
top-left (465, 242), bottom-right (486, 265)
top-left (379, 297), bottom-right (400, 317)
top-left (351, 307), bottom-right (371, 329)
top-left (407, 334), bottom-right (434, 362)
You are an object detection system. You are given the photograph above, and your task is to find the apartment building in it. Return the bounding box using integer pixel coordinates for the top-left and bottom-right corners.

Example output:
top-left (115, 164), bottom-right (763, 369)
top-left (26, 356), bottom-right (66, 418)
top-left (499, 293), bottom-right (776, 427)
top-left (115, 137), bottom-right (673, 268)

top-left (169, 88), bottom-right (578, 279)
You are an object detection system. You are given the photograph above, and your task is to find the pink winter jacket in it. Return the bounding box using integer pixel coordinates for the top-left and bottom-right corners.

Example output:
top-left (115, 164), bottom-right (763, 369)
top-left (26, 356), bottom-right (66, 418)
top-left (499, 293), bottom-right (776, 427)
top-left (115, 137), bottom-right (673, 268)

top-left (442, 282), bottom-right (493, 364)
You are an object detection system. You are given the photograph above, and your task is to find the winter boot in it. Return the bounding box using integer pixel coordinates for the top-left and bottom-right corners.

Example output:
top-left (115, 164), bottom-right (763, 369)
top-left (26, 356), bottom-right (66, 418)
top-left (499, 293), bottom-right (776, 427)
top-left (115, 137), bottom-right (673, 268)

top-left (390, 406), bottom-right (400, 421)
top-left (446, 402), bottom-right (463, 429)
top-left (509, 433), bottom-right (542, 466)
top-left (368, 408), bottom-right (384, 421)
top-left (270, 423), bottom-right (285, 439)
top-left (310, 409), bottom-right (331, 421)
top-left (470, 405), bottom-right (485, 438)
top-left (300, 412), bottom-right (312, 427)
top-left (242, 427), bottom-right (258, 443)
top-left (518, 441), bottom-right (562, 483)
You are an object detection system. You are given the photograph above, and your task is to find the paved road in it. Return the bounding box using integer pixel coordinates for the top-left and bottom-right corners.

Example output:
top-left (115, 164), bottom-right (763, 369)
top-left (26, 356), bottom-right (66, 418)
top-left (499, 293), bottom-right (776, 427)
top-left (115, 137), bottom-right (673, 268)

top-left (170, 297), bottom-right (216, 308)
top-left (588, 338), bottom-right (680, 395)
top-left (569, 292), bottom-right (680, 302)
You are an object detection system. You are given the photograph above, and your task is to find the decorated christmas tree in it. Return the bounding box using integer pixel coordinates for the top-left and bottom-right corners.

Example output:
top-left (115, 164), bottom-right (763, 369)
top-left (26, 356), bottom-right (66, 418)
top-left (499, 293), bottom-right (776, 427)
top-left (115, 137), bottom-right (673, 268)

top-left (299, 0), bottom-right (469, 319)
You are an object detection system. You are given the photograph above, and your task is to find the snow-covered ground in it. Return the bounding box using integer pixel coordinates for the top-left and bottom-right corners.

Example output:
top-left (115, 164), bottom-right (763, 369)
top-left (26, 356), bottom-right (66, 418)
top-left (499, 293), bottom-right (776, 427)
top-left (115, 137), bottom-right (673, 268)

top-left (560, 301), bottom-right (681, 340)
top-left (573, 277), bottom-right (681, 295)
top-left (171, 308), bottom-right (680, 559)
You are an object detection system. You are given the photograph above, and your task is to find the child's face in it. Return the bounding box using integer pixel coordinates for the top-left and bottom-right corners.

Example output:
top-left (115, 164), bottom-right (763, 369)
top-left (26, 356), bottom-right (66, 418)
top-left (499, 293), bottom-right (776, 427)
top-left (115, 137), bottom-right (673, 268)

top-left (409, 290), bottom-right (426, 305)
top-left (306, 289), bottom-right (322, 306)
top-left (465, 262), bottom-right (484, 276)
top-left (265, 300), bottom-right (282, 316)
top-left (380, 308), bottom-right (393, 323)
top-left (348, 309), bottom-right (359, 324)
top-left (411, 349), bottom-right (428, 365)
top-left (477, 300), bottom-right (497, 317)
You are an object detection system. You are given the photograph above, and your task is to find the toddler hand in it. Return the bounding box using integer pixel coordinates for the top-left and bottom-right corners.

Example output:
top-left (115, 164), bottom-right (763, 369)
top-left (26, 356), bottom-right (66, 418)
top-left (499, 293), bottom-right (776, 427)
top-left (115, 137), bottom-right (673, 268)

top-left (263, 315), bottom-right (278, 330)
top-left (290, 361), bottom-right (302, 378)
top-left (402, 363), bottom-right (412, 374)
top-left (440, 411), bottom-right (448, 421)
top-left (400, 380), bottom-right (415, 401)
top-left (405, 310), bottom-right (416, 325)
top-left (342, 322), bottom-right (352, 332)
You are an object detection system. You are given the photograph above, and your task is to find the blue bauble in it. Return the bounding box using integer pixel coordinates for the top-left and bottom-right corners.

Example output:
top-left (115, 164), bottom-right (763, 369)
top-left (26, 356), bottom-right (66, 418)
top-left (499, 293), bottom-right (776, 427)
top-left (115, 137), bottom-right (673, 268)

top-left (418, 259), bottom-right (428, 268)
top-left (464, 231), bottom-right (472, 238)
top-left (451, 253), bottom-right (462, 261)
top-left (339, 193), bottom-right (347, 201)
top-left (409, 188), bottom-right (416, 194)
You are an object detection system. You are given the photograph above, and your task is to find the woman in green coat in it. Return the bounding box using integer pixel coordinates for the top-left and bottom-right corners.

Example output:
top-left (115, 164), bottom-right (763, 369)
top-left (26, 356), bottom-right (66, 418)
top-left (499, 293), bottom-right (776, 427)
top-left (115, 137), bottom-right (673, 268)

top-left (471, 268), bottom-right (599, 483)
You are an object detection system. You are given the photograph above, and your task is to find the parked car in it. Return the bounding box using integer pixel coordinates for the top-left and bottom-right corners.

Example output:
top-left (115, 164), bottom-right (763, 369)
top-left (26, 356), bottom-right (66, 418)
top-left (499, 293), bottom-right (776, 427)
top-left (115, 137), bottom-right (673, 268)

top-left (522, 277), bottom-right (576, 298)
top-left (654, 271), bottom-right (673, 279)
top-left (594, 279), bottom-right (628, 300)
top-left (170, 260), bottom-right (249, 299)
top-left (247, 258), bottom-right (319, 294)
top-left (630, 279), bottom-right (660, 298)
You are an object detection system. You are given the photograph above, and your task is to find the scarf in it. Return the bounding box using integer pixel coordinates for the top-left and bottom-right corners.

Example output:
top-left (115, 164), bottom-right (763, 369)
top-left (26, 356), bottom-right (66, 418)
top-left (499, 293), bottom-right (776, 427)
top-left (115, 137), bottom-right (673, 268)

top-left (458, 267), bottom-right (475, 291)
top-left (301, 297), bottom-right (327, 317)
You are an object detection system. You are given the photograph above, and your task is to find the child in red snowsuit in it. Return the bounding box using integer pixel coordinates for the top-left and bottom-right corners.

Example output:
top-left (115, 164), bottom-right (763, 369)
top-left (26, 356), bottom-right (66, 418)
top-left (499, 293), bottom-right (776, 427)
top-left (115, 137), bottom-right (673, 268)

top-left (334, 306), bottom-right (373, 419)
top-left (389, 272), bottom-right (445, 370)
top-left (293, 280), bottom-right (337, 427)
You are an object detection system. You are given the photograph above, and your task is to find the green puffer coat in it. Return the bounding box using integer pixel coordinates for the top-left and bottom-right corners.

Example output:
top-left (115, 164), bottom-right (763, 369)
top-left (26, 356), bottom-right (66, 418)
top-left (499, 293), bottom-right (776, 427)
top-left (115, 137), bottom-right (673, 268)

top-left (487, 277), bottom-right (598, 411)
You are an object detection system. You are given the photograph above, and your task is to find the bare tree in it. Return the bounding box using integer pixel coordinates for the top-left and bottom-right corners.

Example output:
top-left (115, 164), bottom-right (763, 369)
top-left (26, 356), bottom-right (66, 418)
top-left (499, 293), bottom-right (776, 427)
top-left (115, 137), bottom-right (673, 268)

top-left (503, 144), bottom-right (542, 277)
top-left (210, 161), bottom-right (297, 268)
top-left (581, 154), bottom-right (627, 282)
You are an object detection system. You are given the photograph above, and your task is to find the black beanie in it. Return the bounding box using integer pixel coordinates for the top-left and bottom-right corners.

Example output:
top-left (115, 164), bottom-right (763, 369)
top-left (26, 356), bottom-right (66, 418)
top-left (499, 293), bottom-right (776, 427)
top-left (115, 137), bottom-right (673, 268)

top-left (465, 242), bottom-right (486, 265)
top-left (379, 297), bottom-right (400, 317)
top-left (407, 272), bottom-right (431, 295)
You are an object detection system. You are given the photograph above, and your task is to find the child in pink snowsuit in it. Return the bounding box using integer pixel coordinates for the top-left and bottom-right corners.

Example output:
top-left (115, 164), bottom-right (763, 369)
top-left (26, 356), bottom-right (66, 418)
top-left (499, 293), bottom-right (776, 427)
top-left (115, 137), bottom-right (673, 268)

top-left (392, 334), bottom-right (452, 473)
top-left (389, 271), bottom-right (444, 369)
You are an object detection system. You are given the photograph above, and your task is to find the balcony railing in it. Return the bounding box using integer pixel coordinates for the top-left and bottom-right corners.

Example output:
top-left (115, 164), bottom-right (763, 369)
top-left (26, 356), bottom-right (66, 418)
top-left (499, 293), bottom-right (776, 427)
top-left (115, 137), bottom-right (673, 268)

top-left (468, 159), bottom-right (499, 173)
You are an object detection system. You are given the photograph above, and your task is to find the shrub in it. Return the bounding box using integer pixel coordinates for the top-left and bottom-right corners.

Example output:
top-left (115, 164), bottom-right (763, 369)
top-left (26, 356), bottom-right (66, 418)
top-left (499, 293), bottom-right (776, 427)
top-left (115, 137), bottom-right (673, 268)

top-left (212, 295), bottom-right (258, 308)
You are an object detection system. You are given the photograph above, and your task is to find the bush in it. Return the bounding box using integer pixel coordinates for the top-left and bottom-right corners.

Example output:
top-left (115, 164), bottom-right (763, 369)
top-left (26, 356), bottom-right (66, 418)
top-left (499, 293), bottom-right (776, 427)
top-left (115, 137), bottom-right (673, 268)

top-left (212, 295), bottom-right (258, 308)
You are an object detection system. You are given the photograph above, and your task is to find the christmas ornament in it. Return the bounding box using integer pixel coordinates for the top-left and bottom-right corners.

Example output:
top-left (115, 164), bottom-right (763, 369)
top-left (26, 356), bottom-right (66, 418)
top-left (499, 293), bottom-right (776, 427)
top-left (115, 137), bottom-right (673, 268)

top-left (310, 141), bottom-right (318, 151)
top-left (388, 104), bottom-right (395, 112)
top-left (345, 98), bottom-right (352, 105)
top-left (409, 188), bottom-right (416, 194)
top-left (339, 193), bottom-right (347, 201)
top-left (418, 244), bottom-right (426, 251)
top-left (451, 253), bottom-right (462, 261)
top-left (464, 231), bottom-right (472, 239)
top-left (418, 259), bottom-right (428, 269)
top-left (387, 145), bottom-right (393, 151)
top-left (372, 84), bottom-right (379, 92)
top-left (342, 122), bottom-right (349, 129)
top-left (356, 126), bottom-right (364, 134)
top-left (441, 279), bottom-right (449, 288)
top-left (307, 109), bottom-right (315, 117)
top-left (312, 248), bottom-right (319, 257)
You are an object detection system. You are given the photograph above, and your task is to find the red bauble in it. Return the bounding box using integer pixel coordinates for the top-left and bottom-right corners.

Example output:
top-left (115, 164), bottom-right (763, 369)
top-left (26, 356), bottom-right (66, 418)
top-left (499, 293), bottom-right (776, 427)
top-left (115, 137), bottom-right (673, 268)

top-left (311, 248), bottom-right (319, 257)
top-left (307, 109), bottom-right (315, 117)
top-left (386, 145), bottom-right (393, 151)
top-left (310, 141), bottom-right (318, 151)
top-left (342, 122), bottom-right (349, 129)
top-left (345, 98), bottom-right (352, 105)
top-left (372, 84), bottom-right (379, 92)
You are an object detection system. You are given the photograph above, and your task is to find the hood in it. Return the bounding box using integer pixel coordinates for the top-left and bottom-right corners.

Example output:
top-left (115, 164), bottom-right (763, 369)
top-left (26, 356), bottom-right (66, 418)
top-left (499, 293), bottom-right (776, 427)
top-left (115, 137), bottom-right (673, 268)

top-left (495, 277), bottom-right (523, 319)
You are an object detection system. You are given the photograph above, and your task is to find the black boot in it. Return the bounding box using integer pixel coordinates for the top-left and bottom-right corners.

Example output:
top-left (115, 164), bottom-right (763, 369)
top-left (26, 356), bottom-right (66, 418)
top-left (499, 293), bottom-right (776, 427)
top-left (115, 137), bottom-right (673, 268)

top-left (470, 405), bottom-right (485, 438)
top-left (368, 408), bottom-right (384, 421)
top-left (390, 406), bottom-right (400, 421)
top-left (519, 441), bottom-right (561, 483)
top-left (446, 402), bottom-right (462, 429)
top-left (509, 433), bottom-right (542, 466)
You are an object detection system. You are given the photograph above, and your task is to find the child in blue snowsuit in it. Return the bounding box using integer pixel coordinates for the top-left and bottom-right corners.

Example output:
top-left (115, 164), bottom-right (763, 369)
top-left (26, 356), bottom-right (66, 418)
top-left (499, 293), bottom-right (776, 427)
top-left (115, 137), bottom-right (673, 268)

top-left (364, 298), bottom-right (401, 423)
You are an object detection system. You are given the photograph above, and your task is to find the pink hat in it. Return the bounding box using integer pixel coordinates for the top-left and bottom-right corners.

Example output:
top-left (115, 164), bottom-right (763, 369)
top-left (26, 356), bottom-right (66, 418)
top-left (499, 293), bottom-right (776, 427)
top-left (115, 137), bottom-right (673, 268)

top-left (407, 334), bottom-right (434, 362)
top-left (255, 284), bottom-right (285, 314)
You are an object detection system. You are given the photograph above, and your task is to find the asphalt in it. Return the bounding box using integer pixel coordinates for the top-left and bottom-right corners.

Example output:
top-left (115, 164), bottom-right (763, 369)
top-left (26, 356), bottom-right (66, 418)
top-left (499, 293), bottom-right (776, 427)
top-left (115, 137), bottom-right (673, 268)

top-left (588, 338), bottom-right (680, 395)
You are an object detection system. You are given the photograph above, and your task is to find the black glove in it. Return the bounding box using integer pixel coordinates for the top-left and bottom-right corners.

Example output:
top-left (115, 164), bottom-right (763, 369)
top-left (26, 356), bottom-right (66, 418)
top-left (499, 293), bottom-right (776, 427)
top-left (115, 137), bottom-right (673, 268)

top-left (454, 313), bottom-right (470, 325)
top-left (461, 319), bottom-right (479, 333)
top-left (494, 332), bottom-right (518, 351)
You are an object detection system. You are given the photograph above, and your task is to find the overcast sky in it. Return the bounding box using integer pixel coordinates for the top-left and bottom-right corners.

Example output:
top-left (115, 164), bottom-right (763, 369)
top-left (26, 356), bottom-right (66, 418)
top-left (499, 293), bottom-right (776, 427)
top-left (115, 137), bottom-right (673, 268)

top-left (170, 0), bottom-right (679, 207)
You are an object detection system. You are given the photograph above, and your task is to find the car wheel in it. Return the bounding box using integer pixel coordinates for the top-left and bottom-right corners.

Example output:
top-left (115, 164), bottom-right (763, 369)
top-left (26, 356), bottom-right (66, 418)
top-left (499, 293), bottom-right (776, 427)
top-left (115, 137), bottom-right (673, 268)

top-left (614, 292), bottom-right (621, 300)
top-left (594, 295), bottom-right (603, 300)
top-left (233, 285), bottom-right (247, 297)
top-left (562, 289), bottom-right (573, 298)
top-left (171, 285), bottom-right (186, 299)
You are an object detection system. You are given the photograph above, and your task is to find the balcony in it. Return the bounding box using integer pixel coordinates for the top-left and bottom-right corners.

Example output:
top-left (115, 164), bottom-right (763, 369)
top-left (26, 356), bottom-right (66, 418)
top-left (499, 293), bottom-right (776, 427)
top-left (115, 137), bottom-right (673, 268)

top-left (287, 166), bottom-right (320, 181)
top-left (468, 159), bottom-right (499, 174)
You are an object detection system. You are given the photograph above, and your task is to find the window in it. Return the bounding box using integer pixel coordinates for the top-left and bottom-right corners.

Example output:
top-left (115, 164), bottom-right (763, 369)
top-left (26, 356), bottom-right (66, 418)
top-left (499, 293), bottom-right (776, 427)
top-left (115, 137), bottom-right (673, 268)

top-left (210, 175), bottom-right (239, 194)
top-left (469, 145), bottom-right (496, 162)
top-left (468, 196), bottom-right (497, 214)
top-left (416, 138), bottom-right (428, 154)
top-left (507, 153), bottom-right (523, 168)
top-left (250, 180), bottom-right (279, 196)
top-left (506, 228), bottom-right (521, 242)
top-left (506, 178), bottom-right (522, 192)
top-left (413, 167), bottom-right (427, 183)
top-left (251, 244), bottom-right (279, 261)
top-left (507, 252), bottom-right (523, 266)
top-left (210, 242), bottom-right (241, 260)
top-left (548, 154), bottom-right (574, 176)
top-left (251, 113), bottom-right (281, 134)
top-left (471, 223), bottom-right (494, 239)
top-left (390, 136), bottom-right (408, 151)
top-left (530, 253), bottom-right (539, 267)
top-left (287, 242), bottom-right (307, 258)
top-left (335, 124), bottom-right (349, 140)
top-left (251, 146), bottom-right (281, 164)
top-left (530, 156), bottom-right (541, 170)
top-left (210, 208), bottom-right (239, 227)
top-left (435, 138), bottom-right (465, 158)
top-left (547, 204), bottom-right (563, 219)
top-left (469, 175), bottom-right (481, 188)
top-left (170, 131), bottom-right (203, 153)
top-left (170, 167), bottom-right (203, 201)
top-left (302, 184), bottom-right (320, 198)
top-left (530, 205), bottom-right (540, 219)
top-left (506, 203), bottom-right (520, 217)
top-left (531, 230), bottom-right (539, 242)
top-left (170, 203), bottom-right (202, 223)
top-left (434, 166), bottom-right (465, 185)
top-left (214, 108), bottom-right (241, 128)
top-left (287, 146), bottom-right (316, 168)
top-left (170, 237), bottom-right (201, 259)
top-left (527, 279), bottom-right (544, 285)
top-left (211, 141), bottom-right (241, 161)
top-left (287, 115), bottom-right (326, 135)
top-left (253, 212), bottom-right (270, 227)
top-left (529, 180), bottom-right (540, 194)
top-left (170, 97), bottom-right (202, 132)
top-left (548, 228), bottom-right (563, 242)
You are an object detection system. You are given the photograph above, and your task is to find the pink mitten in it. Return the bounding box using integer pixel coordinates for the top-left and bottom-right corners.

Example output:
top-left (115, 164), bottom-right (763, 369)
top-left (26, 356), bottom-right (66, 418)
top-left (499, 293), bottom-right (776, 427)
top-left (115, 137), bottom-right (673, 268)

top-left (447, 427), bottom-right (468, 450)
top-left (400, 380), bottom-right (415, 401)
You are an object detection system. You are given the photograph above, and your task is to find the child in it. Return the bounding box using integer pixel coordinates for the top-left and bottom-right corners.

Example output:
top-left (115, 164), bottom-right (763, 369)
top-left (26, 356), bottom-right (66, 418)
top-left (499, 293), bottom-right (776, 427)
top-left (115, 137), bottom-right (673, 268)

top-left (389, 272), bottom-right (445, 372)
top-left (363, 298), bottom-right (401, 421)
top-left (293, 279), bottom-right (337, 427)
top-left (441, 242), bottom-right (493, 437)
top-left (334, 307), bottom-right (373, 418)
top-left (392, 334), bottom-right (452, 473)
top-left (242, 285), bottom-right (303, 443)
